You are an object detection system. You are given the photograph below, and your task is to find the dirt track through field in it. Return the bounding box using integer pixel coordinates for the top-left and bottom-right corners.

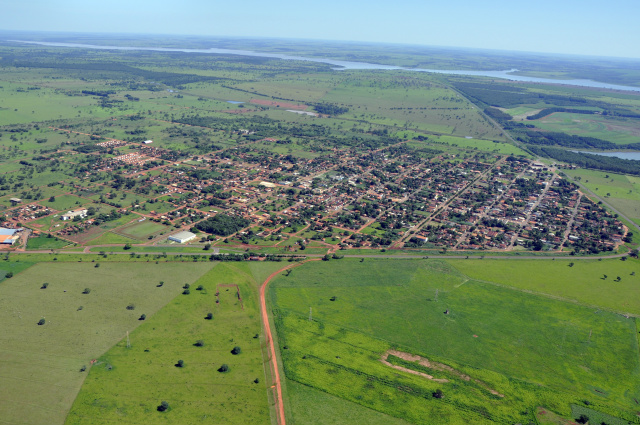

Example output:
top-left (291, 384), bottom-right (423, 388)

top-left (259, 259), bottom-right (319, 425)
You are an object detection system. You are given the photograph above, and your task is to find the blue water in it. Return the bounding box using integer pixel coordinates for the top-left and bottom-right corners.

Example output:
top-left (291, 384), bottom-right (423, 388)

top-left (226, 101), bottom-right (244, 104)
top-left (572, 150), bottom-right (640, 161)
top-left (10, 40), bottom-right (640, 93)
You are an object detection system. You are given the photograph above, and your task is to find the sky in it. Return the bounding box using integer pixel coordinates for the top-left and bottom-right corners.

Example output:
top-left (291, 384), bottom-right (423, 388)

top-left (2, 0), bottom-right (640, 59)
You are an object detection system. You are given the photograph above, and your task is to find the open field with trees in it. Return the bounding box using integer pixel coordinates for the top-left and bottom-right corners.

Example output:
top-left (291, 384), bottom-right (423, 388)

top-left (65, 262), bottom-right (283, 425)
top-left (0, 261), bottom-right (214, 425)
top-left (269, 259), bottom-right (640, 424)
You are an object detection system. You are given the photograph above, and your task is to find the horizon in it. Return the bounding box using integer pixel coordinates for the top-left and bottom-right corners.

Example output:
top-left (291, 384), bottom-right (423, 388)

top-left (3, 0), bottom-right (640, 60)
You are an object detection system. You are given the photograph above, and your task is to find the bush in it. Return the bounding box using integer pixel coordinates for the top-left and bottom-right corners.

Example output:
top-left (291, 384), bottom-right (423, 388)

top-left (218, 364), bottom-right (229, 373)
top-left (176, 359), bottom-right (184, 368)
top-left (196, 285), bottom-right (204, 291)
top-left (126, 303), bottom-right (135, 310)
top-left (41, 282), bottom-right (48, 289)
top-left (183, 283), bottom-right (190, 289)
top-left (231, 346), bottom-right (242, 355)
top-left (6, 271), bottom-right (13, 278)
top-left (139, 314), bottom-right (146, 321)
top-left (432, 389), bottom-right (444, 399)
top-left (157, 281), bottom-right (164, 287)
top-left (576, 414), bottom-right (589, 424)
top-left (37, 318), bottom-right (45, 325)
top-left (205, 312), bottom-right (213, 320)
top-left (182, 289), bottom-right (190, 295)
top-left (80, 365), bottom-right (86, 372)
top-left (194, 340), bottom-right (205, 347)
top-left (123, 243), bottom-right (132, 250)
top-left (82, 288), bottom-right (91, 294)
top-left (253, 378), bottom-right (260, 384)
top-left (157, 401), bottom-right (169, 412)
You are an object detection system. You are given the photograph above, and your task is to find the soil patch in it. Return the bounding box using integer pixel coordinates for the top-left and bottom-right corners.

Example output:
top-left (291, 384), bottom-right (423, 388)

top-left (380, 349), bottom-right (504, 397)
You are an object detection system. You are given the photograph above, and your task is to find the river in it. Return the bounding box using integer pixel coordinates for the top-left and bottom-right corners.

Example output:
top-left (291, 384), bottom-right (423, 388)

top-left (572, 151), bottom-right (640, 161)
top-left (9, 40), bottom-right (640, 93)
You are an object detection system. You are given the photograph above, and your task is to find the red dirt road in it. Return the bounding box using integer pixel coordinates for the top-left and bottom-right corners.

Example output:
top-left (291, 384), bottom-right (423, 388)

top-left (259, 260), bottom-right (317, 425)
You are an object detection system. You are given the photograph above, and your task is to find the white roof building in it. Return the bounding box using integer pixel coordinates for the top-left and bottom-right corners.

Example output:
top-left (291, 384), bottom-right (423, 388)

top-left (168, 231), bottom-right (197, 244)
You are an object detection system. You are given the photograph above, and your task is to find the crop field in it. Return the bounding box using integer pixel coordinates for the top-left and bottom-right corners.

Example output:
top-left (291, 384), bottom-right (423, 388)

top-left (26, 234), bottom-right (71, 250)
top-left (65, 262), bottom-right (277, 425)
top-left (0, 261), bottom-right (214, 425)
top-left (269, 259), bottom-right (640, 424)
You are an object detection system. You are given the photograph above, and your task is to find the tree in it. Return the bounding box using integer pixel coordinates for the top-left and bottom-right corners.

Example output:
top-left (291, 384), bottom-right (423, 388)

top-left (48, 196), bottom-right (55, 202)
top-left (432, 389), bottom-right (444, 399)
top-left (157, 281), bottom-right (164, 287)
top-left (194, 340), bottom-right (205, 347)
top-left (182, 289), bottom-right (190, 295)
top-left (176, 359), bottom-right (184, 368)
top-left (6, 271), bottom-right (13, 278)
top-left (37, 318), bottom-right (45, 326)
top-left (157, 401), bottom-right (169, 412)
top-left (82, 288), bottom-right (91, 294)
top-left (205, 312), bottom-right (213, 320)
top-left (231, 346), bottom-right (242, 355)
top-left (126, 303), bottom-right (135, 310)
top-left (123, 243), bottom-right (132, 250)
top-left (218, 364), bottom-right (229, 372)
top-left (41, 282), bottom-right (49, 289)
top-left (196, 285), bottom-right (204, 291)
top-left (568, 262), bottom-right (574, 267)
top-left (576, 414), bottom-right (589, 424)
top-left (139, 314), bottom-right (146, 321)
top-left (183, 283), bottom-right (190, 289)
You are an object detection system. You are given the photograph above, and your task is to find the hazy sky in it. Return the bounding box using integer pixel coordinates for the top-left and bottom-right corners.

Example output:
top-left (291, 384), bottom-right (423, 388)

top-left (3, 0), bottom-right (639, 58)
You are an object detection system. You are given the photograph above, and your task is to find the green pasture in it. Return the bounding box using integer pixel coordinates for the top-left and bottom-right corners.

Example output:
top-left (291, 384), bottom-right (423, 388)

top-left (0, 261), bottom-right (214, 425)
top-left (65, 262), bottom-right (273, 425)
top-left (531, 112), bottom-right (640, 144)
top-left (565, 168), bottom-right (640, 222)
top-left (448, 257), bottom-right (640, 315)
top-left (270, 259), bottom-right (640, 424)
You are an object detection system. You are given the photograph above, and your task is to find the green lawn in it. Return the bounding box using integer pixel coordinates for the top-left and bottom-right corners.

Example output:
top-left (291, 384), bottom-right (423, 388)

top-left (26, 234), bottom-right (71, 250)
top-left (0, 261), bottom-right (214, 425)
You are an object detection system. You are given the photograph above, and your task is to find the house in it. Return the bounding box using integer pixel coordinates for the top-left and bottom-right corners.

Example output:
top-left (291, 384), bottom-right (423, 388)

top-left (61, 209), bottom-right (88, 221)
top-left (168, 231), bottom-right (197, 244)
top-left (143, 140), bottom-right (153, 144)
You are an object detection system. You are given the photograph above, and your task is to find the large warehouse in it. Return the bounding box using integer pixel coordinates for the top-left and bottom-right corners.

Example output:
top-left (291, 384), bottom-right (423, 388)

top-left (168, 231), bottom-right (196, 244)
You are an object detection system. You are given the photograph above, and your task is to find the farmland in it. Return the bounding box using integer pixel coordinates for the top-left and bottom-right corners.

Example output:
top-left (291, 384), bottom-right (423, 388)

top-left (65, 262), bottom-right (284, 425)
top-left (0, 261), bottom-right (214, 425)
top-left (269, 259), bottom-right (640, 424)
top-left (0, 32), bottom-right (639, 425)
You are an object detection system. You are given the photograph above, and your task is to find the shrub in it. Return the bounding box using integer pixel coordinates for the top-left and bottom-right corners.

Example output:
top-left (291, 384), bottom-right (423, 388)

top-left (194, 340), bottom-right (205, 347)
top-left (432, 389), bottom-right (444, 399)
top-left (231, 346), bottom-right (242, 355)
top-left (157, 281), bottom-right (164, 287)
top-left (253, 378), bottom-right (260, 384)
top-left (205, 312), bottom-right (213, 320)
top-left (6, 272), bottom-right (13, 278)
top-left (139, 314), bottom-right (146, 321)
top-left (82, 288), bottom-right (91, 294)
top-left (183, 283), bottom-right (190, 289)
top-left (123, 243), bottom-right (132, 250)
top-left (218, 364), bottom-right (229, 373)
top-left (37, 318), bottom-right (45, 326)
top-left (126, 303), bottom-right (135, 310)
top-left (176, 359), bottom-right (184, 368)
top-left (80, 365), bottom-right (86, 372)
top-left (77, 306), bottom-right (83, 311)
top-left (182, 289), bottom-right (190, 295)
top-left (157, 401), bottom-right (169, 412)
top-left (196, 285), bottom-right (204, 291)
top-left (41, 282), bottom-right (48, 289)
top-left (576, 414), bottom-right (589, 424)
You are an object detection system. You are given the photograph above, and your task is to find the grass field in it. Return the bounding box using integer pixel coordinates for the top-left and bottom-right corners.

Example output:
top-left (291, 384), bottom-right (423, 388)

top-left (565, 168), bottom-right (640, 224)
top-left (0, 261), bottom-right (215, 425)
top-left (115, 220), bottom-right (168, 240)
top-left (65, 262), bottom-right (278, 425)
top-left (269, 259), bottom-right (640, 424)
top-left (26, 234), bottom-right (71, 250)
top-left (531, 112), bottom-right (640, 145)
top-left (447, 257), bottom-right (640, 315)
